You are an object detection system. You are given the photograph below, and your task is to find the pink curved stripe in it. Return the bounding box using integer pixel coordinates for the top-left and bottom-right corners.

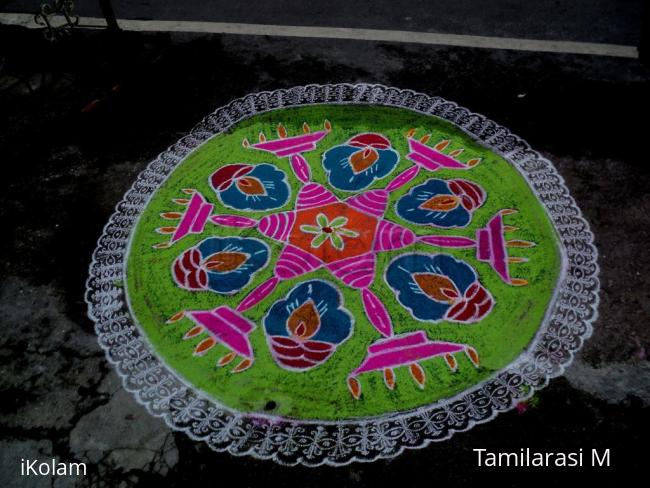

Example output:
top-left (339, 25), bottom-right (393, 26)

top-left (281, 251), bottom-right (314, 272)
top-left (272, 213), bottom-right (285, 241)
top-left (327, 253), bottom-right (374, 272)
top-left (301, 184), bottom-right (322, 196)
top-left (380, 222), bottom-right (391, 251)
top-left (327, 253), bottom-right (376, 289)
top-left (361, 288), bottom-right (393, 337)
top-left (333, 261), bottom-right (375, 276)
top-left (283, 245), bottom-right (322, 268)
top-left (210, 215), bottom-right (258, 228)
top-left (276, 245), bottom-right (322, 278)
top-left (276, 262), bottom-right (303, 279)
top-left (275, 265), bottom-right (296, 278)
top-left (373, 220), bottom-right (415, 251)
top-left (296, 183), bottom-right (338, 209)
top-left (275, 212), bottom-right (296, 241)
top-left (258, 215), bottom-right (273, 238)
top-left (282, 212), bottom-right (297, 240)
top-left (345, 190), bottom-right (388, 217)
top-left (345, 270), bottom-right (375, 288)
top-left (334, 263), bottom-right (375, 278)
top-left (258, 212), bottom-right (295, 242)
top-left (300, 192), bottom-right (336, 204)
top-left (390, 227), bottom-right (401, 249)
top-left (236, 277), bottom-right (279, 312)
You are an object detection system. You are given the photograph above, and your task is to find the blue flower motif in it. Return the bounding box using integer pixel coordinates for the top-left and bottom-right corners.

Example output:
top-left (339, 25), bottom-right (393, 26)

top-left (386, 253), bottom-right (485, 323)
top-left (396, 178), bottom-right (486, 228)
top-left (322, 133), bottom-right (399, 191)
top-left (264, 280), bottom-right (354, 370)
top-left (173, 237), bottom-right (269, 294)
top-left (210, 163), bottom-right (290, 211)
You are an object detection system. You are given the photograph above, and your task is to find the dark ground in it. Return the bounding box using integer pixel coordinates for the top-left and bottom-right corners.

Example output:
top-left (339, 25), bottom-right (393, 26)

top-left (3, 0), bottom-right (646, 44)
top-left (0, 21), bottom-right (649, 487)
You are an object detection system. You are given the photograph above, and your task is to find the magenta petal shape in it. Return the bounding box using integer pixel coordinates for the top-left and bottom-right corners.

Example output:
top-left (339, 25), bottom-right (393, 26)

top-left (210, 215), bottom-right (258, 228)
top-left (291, 153), bottom-right (311, 182)
top-left (361, 288), bottom-right (393, 337)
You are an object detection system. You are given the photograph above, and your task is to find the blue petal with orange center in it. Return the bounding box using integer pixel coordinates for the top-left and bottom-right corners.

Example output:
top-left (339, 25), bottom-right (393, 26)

top-left (322, 133), bottom-right (399, 191)
top-left (195, 237), bottom-right (269, 294)
top-left (396, 178), bottom-right (482, 228)
top-left (210, 163), bottom-right (290, 211)
top-left (385, 253), bottom-right (477, 322)
top-left (263, 280), bottom-right (354, 370)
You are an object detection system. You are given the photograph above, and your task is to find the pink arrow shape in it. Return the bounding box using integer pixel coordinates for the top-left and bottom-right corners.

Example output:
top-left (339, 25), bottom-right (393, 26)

top-left (407, 138), bottom-right (470, 171)
top-left (351, 331), bottom-right (467, 376)
top-left (171, 192), bottom-right (214, 242)
top-left (187, 306), bottom-right (256, 359)
top-left (251, 130), bottom-right (329, 157)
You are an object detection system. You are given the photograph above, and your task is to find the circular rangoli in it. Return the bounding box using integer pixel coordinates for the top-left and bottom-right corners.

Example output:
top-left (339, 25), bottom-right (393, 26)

top-left (86, 84), bottom-right (599, 466)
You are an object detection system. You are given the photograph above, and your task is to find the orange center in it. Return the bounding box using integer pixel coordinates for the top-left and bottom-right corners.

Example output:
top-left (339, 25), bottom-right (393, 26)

top-left (419, 194), bottom-right (460, 212)
top-left (290, 202), bottom-right (378, 263)
top-left (413, 273), bottom-right (460, 304)
top-left (349, 147), bottom-right (379, 174)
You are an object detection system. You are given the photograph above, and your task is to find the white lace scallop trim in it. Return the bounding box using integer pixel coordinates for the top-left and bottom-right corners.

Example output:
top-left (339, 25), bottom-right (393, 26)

top-left (85, 84), bottom-right (599, 466)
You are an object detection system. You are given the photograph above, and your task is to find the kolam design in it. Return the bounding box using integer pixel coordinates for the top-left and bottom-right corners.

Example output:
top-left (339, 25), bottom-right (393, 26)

top-left (86, 84), bottom-right (599, 466)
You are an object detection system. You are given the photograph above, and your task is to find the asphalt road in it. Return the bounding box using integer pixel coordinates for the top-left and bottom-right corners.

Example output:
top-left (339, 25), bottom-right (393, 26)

top-left (1, 0), bottom-right (646, 44)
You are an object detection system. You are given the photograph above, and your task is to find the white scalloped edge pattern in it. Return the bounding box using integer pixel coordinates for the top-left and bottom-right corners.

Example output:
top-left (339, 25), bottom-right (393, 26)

top-left (85, 84), bottom-right (600, 467)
